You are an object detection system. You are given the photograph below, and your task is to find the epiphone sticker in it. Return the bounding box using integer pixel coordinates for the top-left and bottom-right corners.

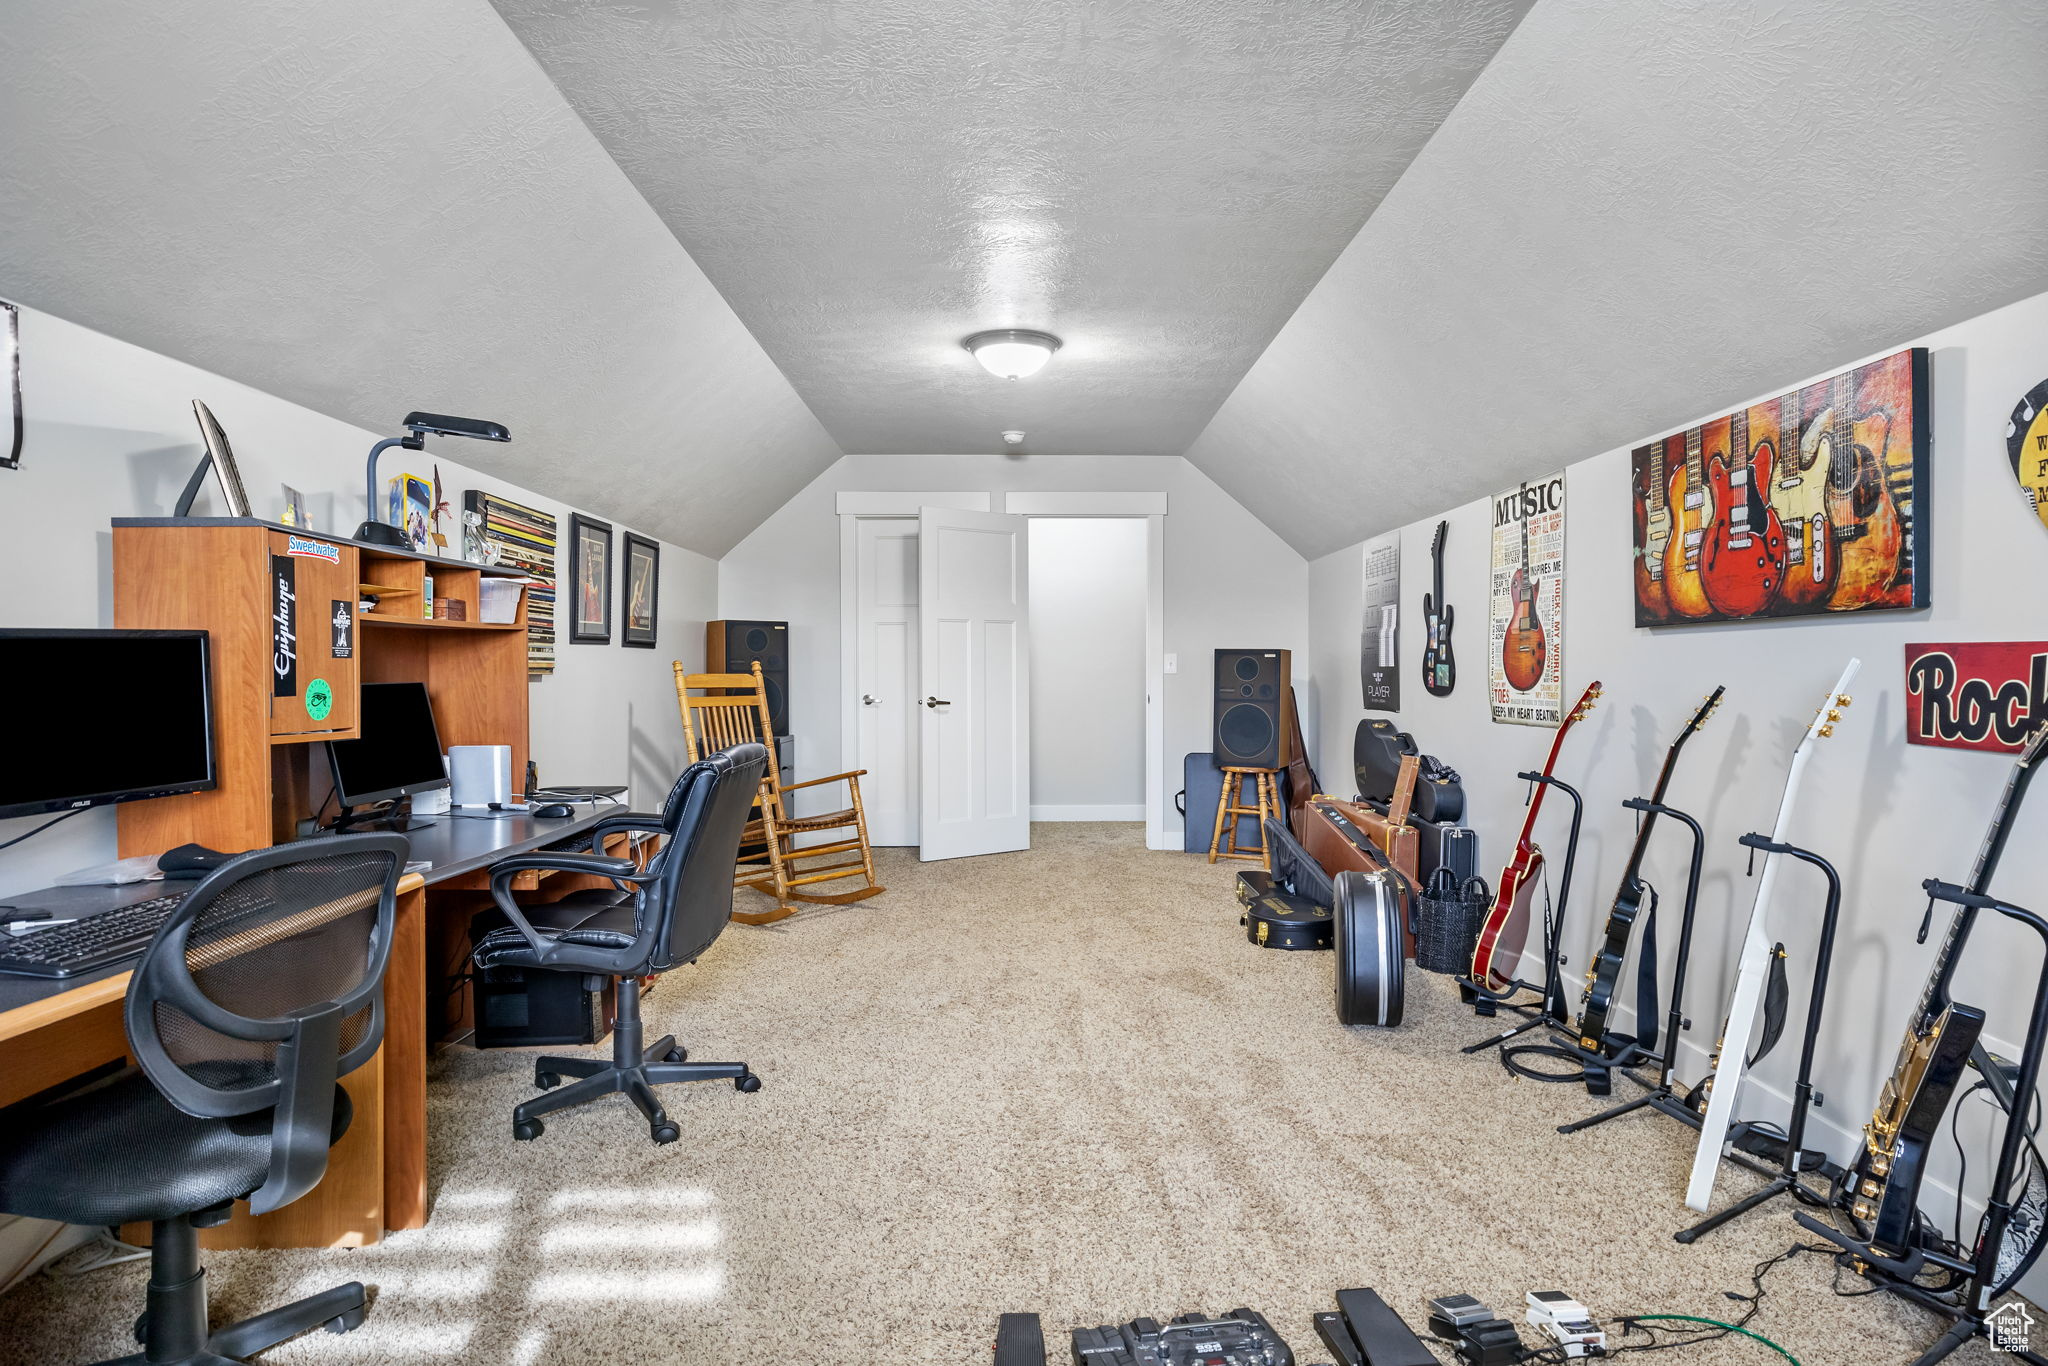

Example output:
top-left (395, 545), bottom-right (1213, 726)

top-left (1904, 642), bottom-right (2047, 753)
top-left (271, 554), bottom-right (297, 698)
top-left (2010, 378), bottom-right (2048, 531)
top-left (1360, 531), bottom-right (1400, 711)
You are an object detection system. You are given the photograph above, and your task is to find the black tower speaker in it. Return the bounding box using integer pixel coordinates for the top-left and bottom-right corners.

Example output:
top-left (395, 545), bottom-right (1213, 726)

top-left (707, 620), bottom-right (789, 735)
top-left (1213, 648), bottom-right (1292, 769)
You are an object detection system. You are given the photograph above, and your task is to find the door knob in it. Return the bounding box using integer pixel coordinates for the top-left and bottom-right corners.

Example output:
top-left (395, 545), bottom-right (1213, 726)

top-left (862, 694), bottom-right (879, 705)
top-left (923, 696), bottom-right (951, 709)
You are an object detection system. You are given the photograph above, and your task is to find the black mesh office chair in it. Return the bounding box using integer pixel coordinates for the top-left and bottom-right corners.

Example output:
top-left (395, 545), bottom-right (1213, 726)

top-left (0, 834), bottom-right (407, 1366)
top-left (471, 742), bottom-right (767, 1144)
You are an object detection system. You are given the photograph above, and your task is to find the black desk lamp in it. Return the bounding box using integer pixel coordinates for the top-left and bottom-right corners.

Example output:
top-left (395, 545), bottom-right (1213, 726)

top-left (356, 412), bottom-right (510, 547)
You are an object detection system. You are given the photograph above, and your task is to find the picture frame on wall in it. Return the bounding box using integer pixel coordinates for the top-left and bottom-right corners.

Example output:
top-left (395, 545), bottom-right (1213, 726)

top-left (622, 531), bottom-right (659, 649)
top-left (1, 300), bottom-right (20, 471)
top-left (1629, 347), bottom-right (1930, 626)
top-left (569, 513), bottom-right (612, 644)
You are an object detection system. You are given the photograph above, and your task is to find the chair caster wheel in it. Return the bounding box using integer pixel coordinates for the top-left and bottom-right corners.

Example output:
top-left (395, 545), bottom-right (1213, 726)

top-left (324, 1306), bottom-right (367, 1334)
top-left (535, 1070), bottom-right (560, 1090)
top-left (133, 1311), bottom-right (149, 1344)
top-left (735, 1072), bottom-right (762, 1094)
top-left (513, 1118), bottom-right (545, 1141)
top-left (651, 1122), bottom-right (680, 1145)
top-left (663, 1046), bottom-right (687, 1063)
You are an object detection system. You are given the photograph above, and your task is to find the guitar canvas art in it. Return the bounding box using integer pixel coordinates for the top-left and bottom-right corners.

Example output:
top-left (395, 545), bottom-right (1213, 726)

top-left (1630, 347), bottom-right (1929, 627)
top-left (1489, 474), bottom-right (1565, 726)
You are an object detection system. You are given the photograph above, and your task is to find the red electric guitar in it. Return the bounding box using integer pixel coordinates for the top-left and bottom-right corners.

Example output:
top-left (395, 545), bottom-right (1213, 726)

top-left (1468, 680), bottom-right (1603, 991)
top-left (1700, 405), bottom-right (1788, 617)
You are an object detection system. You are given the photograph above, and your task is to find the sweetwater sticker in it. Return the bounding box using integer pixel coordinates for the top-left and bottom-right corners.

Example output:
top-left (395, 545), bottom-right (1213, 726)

top-left (305, 678), bottom-right (333, 721)
top-left (287, 535), bottom-right (341, 563)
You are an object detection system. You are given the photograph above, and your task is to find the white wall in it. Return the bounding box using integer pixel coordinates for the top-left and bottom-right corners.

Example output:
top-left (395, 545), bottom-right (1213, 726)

top-left (0, 303), bottom-right (718, 899)
top-left (717, 455), bottom-right (1309, 841)
top-left (1303, 287), bottom-right (2048, 1266)
top-left (1028, 518), bottom-right (1147, 820)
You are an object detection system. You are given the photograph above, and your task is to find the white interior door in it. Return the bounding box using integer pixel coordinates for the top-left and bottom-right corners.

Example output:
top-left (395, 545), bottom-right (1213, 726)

top-left (918, 507), bottom-right (1030, 861)
top-left (853, 517), bottom-right (920, 845)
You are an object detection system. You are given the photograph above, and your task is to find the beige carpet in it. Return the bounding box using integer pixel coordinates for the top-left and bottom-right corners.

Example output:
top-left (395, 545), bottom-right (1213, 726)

top-left (0, 824), bottom-right (2023, 1364)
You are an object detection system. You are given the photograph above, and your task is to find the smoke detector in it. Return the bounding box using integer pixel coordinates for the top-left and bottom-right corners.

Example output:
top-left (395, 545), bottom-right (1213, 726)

top-left (1001, 430), bottom-right (1026, 446)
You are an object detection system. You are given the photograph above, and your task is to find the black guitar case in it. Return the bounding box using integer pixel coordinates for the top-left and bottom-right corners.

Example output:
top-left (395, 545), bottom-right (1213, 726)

top-left (1334, 869), bottom-right (1406, 1027)
top-left (1237, 819), bottom-right (1335, 950)
top-left (1353, 719), bottom-right (1464, 823)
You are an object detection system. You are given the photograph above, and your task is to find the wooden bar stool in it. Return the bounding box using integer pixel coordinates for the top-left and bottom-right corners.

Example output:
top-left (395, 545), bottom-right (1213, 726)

top-left (1208, 766), bottom-right (1281, 869)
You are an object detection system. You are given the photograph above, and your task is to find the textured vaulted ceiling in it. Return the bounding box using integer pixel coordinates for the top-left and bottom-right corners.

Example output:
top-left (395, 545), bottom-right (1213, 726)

top-left (1185, 0), bottom-right (2048, 559)
top-left (487, 0), bottom-right (1534, 455)
top-left (0, 0), bottom-right (839, 557)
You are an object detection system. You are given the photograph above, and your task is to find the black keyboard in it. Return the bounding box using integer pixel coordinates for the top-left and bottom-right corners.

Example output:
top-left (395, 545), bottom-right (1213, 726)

top-left (0, 893), bottom-right (189, 978)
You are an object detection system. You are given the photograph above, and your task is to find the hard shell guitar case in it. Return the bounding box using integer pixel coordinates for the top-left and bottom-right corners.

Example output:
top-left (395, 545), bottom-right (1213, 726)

top-left (1334, 869), bottom-right (1407, 1027)
top-left (1237, 819), bottom-right (1336, 951)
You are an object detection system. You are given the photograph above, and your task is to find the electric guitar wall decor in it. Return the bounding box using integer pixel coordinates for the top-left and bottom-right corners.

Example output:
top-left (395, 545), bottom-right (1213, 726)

top-left (1422, 521), bottom-right (1455, 697)
top-left (1770, 389), bottom-right (1835, 609)
top-left (1502, 500), bottom-right (1545, 693)
top-left (1632, 440), bottom-right (1673, 623)
top-left (1683, 659), bottom-right (1858, 1212)
top-left (1661, 426), bottom-right (1716, 620)
top-left (1577, 687), bottom-right (1724, 1056)
top-left (1469, 680), bottom-right (1602, 991)
top-left (1700, 405), bottom-right (1788, 618)
top-left (1848, 720), bottom-right (2048, 1261)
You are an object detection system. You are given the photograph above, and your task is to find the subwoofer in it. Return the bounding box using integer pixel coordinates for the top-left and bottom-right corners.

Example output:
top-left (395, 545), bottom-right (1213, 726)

top-left (707, 620), bottom-right (789, 734)
top-left (1213, 648), bottom-right (1292, 769)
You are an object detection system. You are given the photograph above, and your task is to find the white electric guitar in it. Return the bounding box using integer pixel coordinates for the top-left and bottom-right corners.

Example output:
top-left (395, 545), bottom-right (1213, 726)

top-left (1683, 657), bottom-right (1859, 1212)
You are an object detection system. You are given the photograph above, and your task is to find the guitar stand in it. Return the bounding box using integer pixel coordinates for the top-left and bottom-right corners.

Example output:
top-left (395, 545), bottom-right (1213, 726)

top-left (1558, 798), bottom-right (1706, 1130)
top-left (1460, 773), bottom-right (1585, 1055)
top-left (1796, 881), bottom-right (2048, 1366)
top-left (1675, 834), bottom-right (1844, 1244)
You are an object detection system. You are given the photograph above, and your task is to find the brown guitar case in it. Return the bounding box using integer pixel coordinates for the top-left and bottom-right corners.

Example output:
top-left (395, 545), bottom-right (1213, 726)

top-left (1302, 787), bottom-right (1420, 958)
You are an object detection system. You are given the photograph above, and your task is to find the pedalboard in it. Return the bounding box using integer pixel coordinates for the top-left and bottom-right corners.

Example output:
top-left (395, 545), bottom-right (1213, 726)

top-left (1526, 1290), bottom-right (1606, 1357)
top-left (1069, 1309), bottom-right (1294, 1366)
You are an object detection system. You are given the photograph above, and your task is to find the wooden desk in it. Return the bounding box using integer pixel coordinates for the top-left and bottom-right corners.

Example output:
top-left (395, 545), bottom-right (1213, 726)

top-left (0, 805), bottom-right (622, 1249)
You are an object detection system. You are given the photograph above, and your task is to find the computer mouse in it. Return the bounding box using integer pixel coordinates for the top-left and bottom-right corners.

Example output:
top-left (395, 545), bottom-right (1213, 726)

top-left (158, 843), bottom-right (233, 874)
top-left (534, 803), bottom-right (575, 819)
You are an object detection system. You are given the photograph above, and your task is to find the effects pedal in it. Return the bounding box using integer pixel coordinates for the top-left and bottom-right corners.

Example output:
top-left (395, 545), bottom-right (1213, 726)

top-left (1069, 1309), bottom-right (1293, 1366)
top-left (1525, 1291), bottom-right (1606, 1358)
top-left (1426, 1297), bottom-right (1520, 1366)
top-left (996, 1312), bottom-right (1048, 1366)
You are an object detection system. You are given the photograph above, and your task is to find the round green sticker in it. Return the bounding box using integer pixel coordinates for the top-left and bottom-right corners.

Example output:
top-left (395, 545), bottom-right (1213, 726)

top-left (305, 678), bottom-right (333, 721)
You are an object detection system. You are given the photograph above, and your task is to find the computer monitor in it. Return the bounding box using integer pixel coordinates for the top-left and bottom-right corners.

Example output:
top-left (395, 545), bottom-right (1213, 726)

top-left (325, 682), bottom-right (450, 813)
top-left (0, 629), bottom-right (217, 820)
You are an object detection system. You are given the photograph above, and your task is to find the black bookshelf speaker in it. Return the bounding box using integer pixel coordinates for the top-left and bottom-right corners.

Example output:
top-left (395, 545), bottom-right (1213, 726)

top-left (707, 620), bottom-right (789, 735)
top-left (1213, 648), bottom-right (1292, 769)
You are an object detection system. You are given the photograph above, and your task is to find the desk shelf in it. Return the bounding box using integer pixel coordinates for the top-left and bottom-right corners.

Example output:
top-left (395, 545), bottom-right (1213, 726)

top-left (114, 522), bottom-right (532, 854)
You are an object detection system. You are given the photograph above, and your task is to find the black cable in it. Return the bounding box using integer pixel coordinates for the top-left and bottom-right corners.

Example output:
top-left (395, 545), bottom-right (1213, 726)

top-left (1499, 1041), bottom-right (1591, 1082)
top-left (0, 807), bottom-right (83, 853)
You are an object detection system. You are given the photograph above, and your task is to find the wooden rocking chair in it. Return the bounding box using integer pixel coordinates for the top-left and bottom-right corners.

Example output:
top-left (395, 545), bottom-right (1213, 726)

top-left (673, 661), bottom-right (885, 925)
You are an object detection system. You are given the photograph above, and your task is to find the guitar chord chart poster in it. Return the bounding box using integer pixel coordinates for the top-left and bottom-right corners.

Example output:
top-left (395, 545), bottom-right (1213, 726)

top-left (1489, 474), bottom-right (1564, 726)
top-left (1360, 531), bottom-right (1400, 711)
top-left (1630, 347), bottom-right (1929, 626)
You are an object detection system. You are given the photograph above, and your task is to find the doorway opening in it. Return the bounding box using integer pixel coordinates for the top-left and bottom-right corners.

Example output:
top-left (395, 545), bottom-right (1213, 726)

top-left (839, 492), bottom-right (1166, 860)
top-left (1026, 517), bottom-right (1146, 822)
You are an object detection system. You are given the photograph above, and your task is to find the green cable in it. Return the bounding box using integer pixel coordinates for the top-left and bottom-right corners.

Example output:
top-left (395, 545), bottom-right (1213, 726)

top-left (1624, 1314), bottom-right (1800, 1365)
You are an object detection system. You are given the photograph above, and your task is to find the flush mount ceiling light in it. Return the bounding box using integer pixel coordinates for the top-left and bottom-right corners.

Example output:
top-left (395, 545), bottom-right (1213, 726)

top-left (963, 329), bottom-right (1061, 380)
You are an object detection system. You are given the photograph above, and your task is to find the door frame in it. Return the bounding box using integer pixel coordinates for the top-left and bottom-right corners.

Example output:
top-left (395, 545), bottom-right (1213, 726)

top-left (837, 489), bottom-right (1168, 852)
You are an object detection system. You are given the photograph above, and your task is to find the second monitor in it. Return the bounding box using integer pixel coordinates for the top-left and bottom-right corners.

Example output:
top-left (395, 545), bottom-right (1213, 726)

top-left (325, 681), bottom-right (449, 830)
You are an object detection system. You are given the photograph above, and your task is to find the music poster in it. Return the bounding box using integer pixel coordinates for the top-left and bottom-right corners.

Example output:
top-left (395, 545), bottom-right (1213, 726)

top-left (1360, 532), bottom-right (1400, 711)
top-left (1489, 474), bottom-right (1565, 726)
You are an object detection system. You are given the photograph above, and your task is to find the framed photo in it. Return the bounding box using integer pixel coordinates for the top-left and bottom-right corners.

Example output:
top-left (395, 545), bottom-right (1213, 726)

top-left (621, 532), bottom-right (659, 648)
top-left (569, 513), bottom-right (612, 644)
top-left (1, 300), bottom-right (19, 471)
top-left (1630, 347), bottom-right (1929, 626)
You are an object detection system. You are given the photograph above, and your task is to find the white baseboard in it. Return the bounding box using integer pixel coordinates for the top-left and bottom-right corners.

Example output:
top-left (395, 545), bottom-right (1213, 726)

top-left (1031, 804), bottom-right (1144, 822)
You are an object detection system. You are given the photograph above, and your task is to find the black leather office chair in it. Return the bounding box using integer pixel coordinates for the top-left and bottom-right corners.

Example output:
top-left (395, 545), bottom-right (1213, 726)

top-left (471, 742), bottom-right (767, 1144)
top-left (0, 834), bottom-right (407, 1366)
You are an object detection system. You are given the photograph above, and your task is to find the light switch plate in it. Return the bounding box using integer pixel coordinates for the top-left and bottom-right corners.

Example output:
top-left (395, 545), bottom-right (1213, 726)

top-left (1164, 653), bottom-right (1178, 674)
